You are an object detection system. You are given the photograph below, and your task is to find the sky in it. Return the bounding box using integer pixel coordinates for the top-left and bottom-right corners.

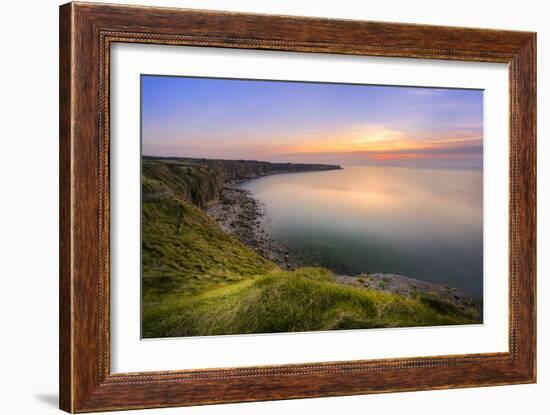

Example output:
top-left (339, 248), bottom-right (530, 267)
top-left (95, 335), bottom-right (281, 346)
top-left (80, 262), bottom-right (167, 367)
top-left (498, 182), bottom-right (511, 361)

top-left (141, 75), bottom-right (483, 168)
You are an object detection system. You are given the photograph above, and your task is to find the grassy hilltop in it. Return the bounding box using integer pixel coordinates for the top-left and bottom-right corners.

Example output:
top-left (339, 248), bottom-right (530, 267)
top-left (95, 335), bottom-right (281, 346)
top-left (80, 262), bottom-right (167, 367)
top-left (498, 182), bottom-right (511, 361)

top-left (142, 157), bottom-right (481, 338)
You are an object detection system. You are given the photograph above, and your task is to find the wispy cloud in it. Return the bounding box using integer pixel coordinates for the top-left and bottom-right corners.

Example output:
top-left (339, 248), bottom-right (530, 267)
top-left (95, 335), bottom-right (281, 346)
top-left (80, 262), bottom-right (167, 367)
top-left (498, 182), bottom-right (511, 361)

top-left (270, 124), bottom-right (481, 157)
top-left (404, 88), bottom-right (443, 96)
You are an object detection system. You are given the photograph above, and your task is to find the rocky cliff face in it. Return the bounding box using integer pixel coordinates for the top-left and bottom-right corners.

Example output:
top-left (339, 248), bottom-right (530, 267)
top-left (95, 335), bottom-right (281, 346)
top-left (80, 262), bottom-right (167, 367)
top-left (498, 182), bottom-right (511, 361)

top-left (142, 156), bottom-right (342, 208)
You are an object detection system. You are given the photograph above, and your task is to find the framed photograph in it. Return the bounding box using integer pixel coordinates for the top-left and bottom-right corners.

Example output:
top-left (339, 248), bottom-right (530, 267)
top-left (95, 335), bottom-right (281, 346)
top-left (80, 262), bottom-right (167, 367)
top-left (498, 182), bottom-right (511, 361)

top-left (59, 2), bottom-right (536, 412)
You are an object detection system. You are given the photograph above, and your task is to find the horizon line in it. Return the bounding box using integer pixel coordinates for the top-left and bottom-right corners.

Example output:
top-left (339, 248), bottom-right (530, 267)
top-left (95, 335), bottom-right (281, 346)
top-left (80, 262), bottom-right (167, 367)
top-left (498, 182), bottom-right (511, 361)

top-left (142, 154), bottom-right (482, 171)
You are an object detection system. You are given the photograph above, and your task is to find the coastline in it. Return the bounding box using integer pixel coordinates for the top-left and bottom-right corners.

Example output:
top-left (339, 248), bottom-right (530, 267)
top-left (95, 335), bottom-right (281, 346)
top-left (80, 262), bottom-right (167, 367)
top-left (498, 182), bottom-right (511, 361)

top-left (206, 177), bottom-right (483, 312)
top-left (142, 156), bottom-right (483, 337)
top-left (206, 187), bottom-right (291, 266)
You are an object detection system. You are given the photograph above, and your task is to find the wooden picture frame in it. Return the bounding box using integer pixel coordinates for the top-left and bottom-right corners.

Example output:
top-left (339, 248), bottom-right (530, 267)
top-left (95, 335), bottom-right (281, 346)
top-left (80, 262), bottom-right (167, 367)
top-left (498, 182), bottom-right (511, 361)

top-left (59, 2), bottom-right (536, 412)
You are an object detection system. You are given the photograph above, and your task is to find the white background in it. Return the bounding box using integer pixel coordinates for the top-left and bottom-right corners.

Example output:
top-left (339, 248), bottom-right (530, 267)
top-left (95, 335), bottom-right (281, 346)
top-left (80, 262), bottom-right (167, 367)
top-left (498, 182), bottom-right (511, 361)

top-left (0, 0), bottom-right (547, 414)
top-left (111, 45), bottom-right (509, 372)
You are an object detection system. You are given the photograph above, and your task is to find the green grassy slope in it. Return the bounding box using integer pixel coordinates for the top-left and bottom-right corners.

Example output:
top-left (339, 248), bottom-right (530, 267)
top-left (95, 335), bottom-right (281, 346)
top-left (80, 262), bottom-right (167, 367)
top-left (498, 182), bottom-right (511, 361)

top-left (142, 158), bottom-right (481, 338)
top-left (142, 186), bottom-right (276, 313)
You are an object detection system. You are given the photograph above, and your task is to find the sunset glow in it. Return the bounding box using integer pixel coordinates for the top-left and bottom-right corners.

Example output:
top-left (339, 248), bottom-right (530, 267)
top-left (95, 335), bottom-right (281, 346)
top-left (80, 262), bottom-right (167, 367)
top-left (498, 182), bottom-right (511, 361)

top-left (142, 76), bottom-right (483, 168)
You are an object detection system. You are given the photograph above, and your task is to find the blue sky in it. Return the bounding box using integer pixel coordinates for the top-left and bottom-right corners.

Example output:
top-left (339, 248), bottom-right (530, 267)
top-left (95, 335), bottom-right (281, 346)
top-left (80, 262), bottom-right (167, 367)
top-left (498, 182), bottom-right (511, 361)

top-left (141, 75), bottom-right (483, 168)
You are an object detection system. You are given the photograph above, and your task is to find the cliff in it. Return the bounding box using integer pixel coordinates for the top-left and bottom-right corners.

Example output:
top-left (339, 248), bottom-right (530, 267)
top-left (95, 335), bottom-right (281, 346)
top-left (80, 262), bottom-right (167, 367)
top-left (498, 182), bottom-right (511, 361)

top-left (142, 156), bottom-right (341, 208)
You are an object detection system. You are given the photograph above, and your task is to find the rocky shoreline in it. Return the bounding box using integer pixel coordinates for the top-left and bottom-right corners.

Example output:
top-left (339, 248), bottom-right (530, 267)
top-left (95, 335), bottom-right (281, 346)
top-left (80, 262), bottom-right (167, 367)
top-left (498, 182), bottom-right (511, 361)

top-left (206, 187), bottom-right (294, 267)
top-left (334, 273), bottom-right (482, 316)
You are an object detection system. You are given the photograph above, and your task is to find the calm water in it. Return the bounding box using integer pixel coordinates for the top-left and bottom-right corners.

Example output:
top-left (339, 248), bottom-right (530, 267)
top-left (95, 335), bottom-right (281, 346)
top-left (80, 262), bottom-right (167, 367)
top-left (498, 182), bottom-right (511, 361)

top-left (239, 166), bottom-right (483, 298)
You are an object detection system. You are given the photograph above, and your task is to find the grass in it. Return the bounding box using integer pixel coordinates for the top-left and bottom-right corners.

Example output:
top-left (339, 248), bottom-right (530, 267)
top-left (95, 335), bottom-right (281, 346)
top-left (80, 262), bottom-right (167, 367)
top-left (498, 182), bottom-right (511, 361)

top-left (142, 159), bottom-right (481, 338)
top-left (142, 267), bottom-right (479, 338)
top-left (142, 195), bottom-right (274, 295)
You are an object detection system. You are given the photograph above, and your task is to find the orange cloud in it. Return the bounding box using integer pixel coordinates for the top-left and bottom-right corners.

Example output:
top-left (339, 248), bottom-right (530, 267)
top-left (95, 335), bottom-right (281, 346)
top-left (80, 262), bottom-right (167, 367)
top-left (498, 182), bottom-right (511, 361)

top-left (273, 124), bottom-right (481, 161)
top-left (371, 153), bottom-right (432, 161)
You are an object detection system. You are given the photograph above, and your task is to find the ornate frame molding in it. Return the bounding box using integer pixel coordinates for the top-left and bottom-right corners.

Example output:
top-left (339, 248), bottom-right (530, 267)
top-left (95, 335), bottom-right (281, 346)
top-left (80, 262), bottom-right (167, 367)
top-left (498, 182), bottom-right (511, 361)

top-left (60, 2), bottom-right (536, 412)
